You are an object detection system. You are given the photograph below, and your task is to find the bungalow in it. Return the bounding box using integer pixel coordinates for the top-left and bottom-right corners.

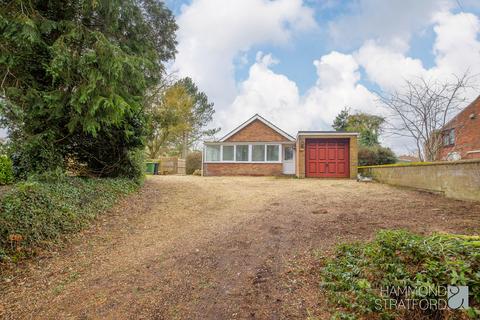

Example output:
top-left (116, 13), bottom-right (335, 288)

top-left (202, 114), bottom-right (358, 178)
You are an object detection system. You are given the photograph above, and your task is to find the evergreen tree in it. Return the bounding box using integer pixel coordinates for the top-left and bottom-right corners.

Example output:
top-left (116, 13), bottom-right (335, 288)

top-left (332, 109), bottom-right (385, 147)
top-left (347, 113), bottom-right (385, 147)
top-left (332, 107), bottom-right (350, 131)
top-left (0, 0), bottom-right (177, 179)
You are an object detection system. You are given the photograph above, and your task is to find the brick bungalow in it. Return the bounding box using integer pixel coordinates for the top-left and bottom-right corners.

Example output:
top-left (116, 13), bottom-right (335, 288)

top-left (203, 114), bottom-right (358, 178)
top-left (437, 95), bottom-right (480, 160)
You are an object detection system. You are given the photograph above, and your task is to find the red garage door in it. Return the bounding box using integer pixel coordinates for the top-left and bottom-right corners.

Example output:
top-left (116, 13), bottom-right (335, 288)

top-left (306, 139), bottom-right (349, 178)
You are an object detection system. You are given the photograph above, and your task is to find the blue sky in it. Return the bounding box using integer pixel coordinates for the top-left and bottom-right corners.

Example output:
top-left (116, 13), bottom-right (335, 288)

top-left (166, 0), bottom-right (480, 154)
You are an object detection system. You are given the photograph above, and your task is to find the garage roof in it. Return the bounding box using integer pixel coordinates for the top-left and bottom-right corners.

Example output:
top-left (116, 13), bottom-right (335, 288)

top-left (297, 131), bottom-right (359, 136)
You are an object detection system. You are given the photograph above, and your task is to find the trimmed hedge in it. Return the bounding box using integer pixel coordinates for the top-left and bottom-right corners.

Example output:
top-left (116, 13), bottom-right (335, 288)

top-left (0, 155), bottom-right (14, 185)
top-left (0, 176), bottom-right (139, 262)
top-left (320, 230), bottom-right (480, 319)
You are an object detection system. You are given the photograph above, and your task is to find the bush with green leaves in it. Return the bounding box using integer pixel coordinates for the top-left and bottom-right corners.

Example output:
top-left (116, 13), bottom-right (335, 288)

top-left (186, 151), bottom-right (202, 175)
top-left (0, 155), bottom-right (14, 185)
top-left (320, 230), bottom-right (480, 319)
top-left (358, 145), bottom-right (397, 166)
top-left (0, 0), bottom-right (177, 179)
top-left (0, 175), bottom-right (139, 262)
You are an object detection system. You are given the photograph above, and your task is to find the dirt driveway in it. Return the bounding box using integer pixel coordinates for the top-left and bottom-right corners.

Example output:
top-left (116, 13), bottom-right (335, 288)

top-left (2, 176), bottom-right (479, 319)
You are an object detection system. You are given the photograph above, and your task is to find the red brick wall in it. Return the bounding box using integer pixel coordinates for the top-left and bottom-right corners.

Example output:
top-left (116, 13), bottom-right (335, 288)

top-left (438, 96), bottom-right (480, 160)
top-left (203, 163), bottom-right (283, 176)
top-left (225, 119), bottom-right (290, 142)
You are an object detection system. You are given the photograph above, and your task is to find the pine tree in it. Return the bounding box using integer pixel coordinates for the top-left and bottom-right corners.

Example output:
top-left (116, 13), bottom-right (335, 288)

top-left (332, 107), bottom-right (350, 131)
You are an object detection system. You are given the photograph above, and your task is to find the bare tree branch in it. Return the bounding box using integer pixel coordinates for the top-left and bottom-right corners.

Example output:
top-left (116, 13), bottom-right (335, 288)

top-left (377, 71), bottom-right (474, 161)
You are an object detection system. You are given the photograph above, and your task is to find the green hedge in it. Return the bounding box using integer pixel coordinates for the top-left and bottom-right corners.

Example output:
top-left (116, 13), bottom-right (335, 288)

top-left (320, 230), bottom-right (480, 319)
top-left (358, 145), bottom-right (397, 166)
top-left (0, 176), bottom-right (139, 262)
top-left (0, 155), bottom-right (14, 185)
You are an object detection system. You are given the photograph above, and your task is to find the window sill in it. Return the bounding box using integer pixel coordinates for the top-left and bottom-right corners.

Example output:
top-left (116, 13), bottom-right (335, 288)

top-left (204, 161), bottom-right (282, 164)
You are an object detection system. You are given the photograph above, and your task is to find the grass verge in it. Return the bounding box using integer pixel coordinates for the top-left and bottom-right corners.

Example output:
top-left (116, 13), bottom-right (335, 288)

top-left (0, 176), bottom-right (139, 262)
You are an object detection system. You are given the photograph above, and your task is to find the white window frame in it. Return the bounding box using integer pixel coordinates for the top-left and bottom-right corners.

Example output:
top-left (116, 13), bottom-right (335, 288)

top-left (203, 143), bottom-right (282, 163)
top-left (221, 145), bottom-right (234, 161)
top-left (235, 144), bottom-right (249, 162)
top-left (283, 145), bottom-right (294, 161)
top-left (252, 144), bottom-right (266, 162)
top-left (205, 144), bottom-right (221, 162)
top-left (266, 144), bottom-right (280, 162)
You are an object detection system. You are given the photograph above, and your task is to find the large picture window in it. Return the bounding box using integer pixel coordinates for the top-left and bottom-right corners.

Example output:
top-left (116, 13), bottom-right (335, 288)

top-left (252, 145), bottom-right (265, 161)
top-left (236, 145), bottom-right (249, 161)
top-left (222, 145), bottom-right (234, 161)
top-left (204, 143), bottom-right (281, 163)
top-left (266, 145), bottom-right (280, 161)
top-left (205, 145), bottom-right (220, 161)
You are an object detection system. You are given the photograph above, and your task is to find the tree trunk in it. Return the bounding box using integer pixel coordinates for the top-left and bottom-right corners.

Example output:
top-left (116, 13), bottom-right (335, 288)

top-left (182, 131), bottom-right (188, 159)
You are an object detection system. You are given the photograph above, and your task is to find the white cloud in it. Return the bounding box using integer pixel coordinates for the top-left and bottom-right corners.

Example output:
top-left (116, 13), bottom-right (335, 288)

top-left (355, 10), bottom-right (480, 93)
top-left (328, 0), bottom-right (451, 49)
top-left (303, 52), bottom-right (378, 127)
top-left (172, 0), bottom-right (316, 110)
top-left (430, 11), bottom-right (480, 78)
top-left (224, 52), bottom-right (303, 135)
top-left (226, 51), bottom-right (377, 136)
top-left (355, 40), bottom-right (426, 90)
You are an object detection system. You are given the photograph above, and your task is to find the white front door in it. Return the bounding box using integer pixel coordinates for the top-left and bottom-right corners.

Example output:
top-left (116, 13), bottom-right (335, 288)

top-left (282, 145), bottom-right (295, 174)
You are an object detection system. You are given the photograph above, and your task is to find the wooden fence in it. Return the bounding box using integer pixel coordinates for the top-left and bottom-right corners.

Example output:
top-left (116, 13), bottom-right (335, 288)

top-left (177, 159), bottom-right (186, 175)
top-left (146, 157), bottom-right (186, 175)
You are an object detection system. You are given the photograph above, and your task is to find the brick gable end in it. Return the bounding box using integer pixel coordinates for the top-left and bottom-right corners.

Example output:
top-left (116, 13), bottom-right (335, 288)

top-left (438, 96), bottom-right (480, 160)
top-left (225, 119), bottom-right (290, 142)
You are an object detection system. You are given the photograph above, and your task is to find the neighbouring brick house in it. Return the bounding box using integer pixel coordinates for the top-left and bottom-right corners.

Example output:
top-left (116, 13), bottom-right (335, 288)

top-left (437, 96), bottom-right (480, 160)
top-left (203, 114), bottom-right (358, 178)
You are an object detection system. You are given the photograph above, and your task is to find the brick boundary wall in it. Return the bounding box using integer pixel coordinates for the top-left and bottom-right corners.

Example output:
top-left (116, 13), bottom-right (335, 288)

top-left (358, 159), bottom-right (480, 202)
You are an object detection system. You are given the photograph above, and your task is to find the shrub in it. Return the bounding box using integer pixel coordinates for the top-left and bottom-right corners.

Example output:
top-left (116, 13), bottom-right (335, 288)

top-left (320, 230), bottom-right (480, 319)
top-left (115, 148), bottom-right (146, 184)
top-left (358, 145), bottom-right (397, 166)
top-left (0, 155), bottom-right (14, 185)
top-left (186, 151), bottom-right (202, 175)
top-left (0, 176), bottom-right (139, 262)
top-left (9, 134), bottom-right (65, 179)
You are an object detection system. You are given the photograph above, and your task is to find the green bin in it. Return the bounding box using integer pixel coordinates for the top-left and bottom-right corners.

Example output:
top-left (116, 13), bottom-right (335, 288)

top-left (145, 162), bottom-right (155, 174)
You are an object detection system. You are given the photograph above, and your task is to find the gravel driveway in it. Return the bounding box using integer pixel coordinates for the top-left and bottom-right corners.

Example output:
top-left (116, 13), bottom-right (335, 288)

top-left (2, 176), bottom-right (479, 319)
